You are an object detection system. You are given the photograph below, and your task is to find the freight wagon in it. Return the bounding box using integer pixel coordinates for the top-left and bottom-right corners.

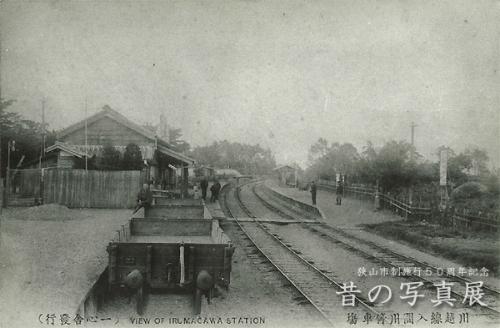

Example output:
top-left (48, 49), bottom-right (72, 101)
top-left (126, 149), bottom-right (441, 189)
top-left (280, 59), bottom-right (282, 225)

top-left (106, 200), bottom-right (234, 314)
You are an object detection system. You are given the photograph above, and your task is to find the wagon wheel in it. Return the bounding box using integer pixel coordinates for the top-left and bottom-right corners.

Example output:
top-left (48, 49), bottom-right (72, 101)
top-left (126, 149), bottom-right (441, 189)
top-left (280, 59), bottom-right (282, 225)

top-left (136, 287), bottom-right (144, 315)
top-left (193, 288), bottom-right (202, 315)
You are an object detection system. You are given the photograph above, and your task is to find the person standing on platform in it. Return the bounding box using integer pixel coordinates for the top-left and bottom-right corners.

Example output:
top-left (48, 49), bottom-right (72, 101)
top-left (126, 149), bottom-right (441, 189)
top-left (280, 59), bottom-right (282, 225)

top-left (336, 181), bottom-right (344, 205)
top-left (210, 183), bottom-right (216, 202)
top-left (134, 183), bottom-right (153, 213)
top-left (200, 178), bottom-right (208, 201)
top-left (310, 181), bottom-right (317, 205)
top-left (212, 180), bottom-right (221, 201)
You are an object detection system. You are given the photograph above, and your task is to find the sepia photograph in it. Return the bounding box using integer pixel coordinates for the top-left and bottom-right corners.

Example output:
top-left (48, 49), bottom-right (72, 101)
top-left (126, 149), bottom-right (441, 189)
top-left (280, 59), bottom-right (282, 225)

top-left (0, 1), bottom-right (499, 327)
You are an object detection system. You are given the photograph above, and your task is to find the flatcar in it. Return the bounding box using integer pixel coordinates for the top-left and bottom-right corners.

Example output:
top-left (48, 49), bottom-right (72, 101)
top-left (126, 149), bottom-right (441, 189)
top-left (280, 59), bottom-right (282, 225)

top-left (106, 198), bottom-right (234, 314)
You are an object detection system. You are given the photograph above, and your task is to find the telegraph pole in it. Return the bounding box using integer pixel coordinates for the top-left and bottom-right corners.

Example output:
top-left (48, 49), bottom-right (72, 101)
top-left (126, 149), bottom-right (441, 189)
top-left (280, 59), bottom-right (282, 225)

top-left (42, 99), bottom-right (46, 159)
top-left (38, 99), bottom-right (46, 205)
top-left (84, 97), bottom-right (88, 171)
top-left (0, 34), bottom-right (2, 213)
top-left (39, 98), bottom-right (46, 168)
top-left (410, 121), bottom-right (417, 161)
top-left (409, 121), bottom-right (417, 210)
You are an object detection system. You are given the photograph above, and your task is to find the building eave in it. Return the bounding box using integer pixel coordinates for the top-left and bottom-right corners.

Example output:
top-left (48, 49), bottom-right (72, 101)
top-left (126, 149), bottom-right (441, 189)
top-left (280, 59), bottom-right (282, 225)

top-left (156, 143), bottom-right (195, 166)
top-left (45, 141), bottom-right (86, 158)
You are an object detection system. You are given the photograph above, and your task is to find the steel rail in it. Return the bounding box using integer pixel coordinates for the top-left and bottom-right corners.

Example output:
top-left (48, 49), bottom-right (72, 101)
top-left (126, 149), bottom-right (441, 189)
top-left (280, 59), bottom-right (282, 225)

top-left (222, 181), bottom-right (381, 325)
top-left (253, 182), bottom-right (500, 317)
top-left (220, 183), bottom-right (334, 325)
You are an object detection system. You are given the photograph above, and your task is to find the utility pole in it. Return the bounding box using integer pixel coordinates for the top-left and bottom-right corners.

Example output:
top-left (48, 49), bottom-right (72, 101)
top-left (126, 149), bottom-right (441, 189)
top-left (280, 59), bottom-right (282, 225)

top-left (409, 121), bottom-right (417, 210)
top-left (42, 99), bottom-right (46, 159)
top-left (0, 34), bottom-right (2, 213)
top-left (38, 98), bottom-right (46, 205)
top-left (5, 140), bottom-right (14, 208)
top-left (84, 97), bottom-right (88, 171)
top-left (410, 121), bottom-right (417, 161)
top-left (39, 98), bottom-right (46, 168)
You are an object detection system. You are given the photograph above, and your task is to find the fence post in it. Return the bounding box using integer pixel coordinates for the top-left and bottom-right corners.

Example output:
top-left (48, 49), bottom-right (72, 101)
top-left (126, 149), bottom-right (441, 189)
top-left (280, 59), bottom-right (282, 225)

top-left (3, 167), bottom-right (9, 208)
top-left (374, 189), bottom-right (380, 211)
top-left (39, 168), bottom-right (44, 205)
top-left (0, 177), bottom-right (3, 213)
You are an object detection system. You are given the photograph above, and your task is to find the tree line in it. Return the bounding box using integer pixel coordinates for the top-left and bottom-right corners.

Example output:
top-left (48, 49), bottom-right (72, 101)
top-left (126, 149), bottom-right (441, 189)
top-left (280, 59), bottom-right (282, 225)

top-left (77, 142), bottom-right (144, 171)
top-left (189, 140), bottom-right (276, 176)
top-left (1, 99), bottom-right (276, 177)
top-left (0, 99), bottom-right (57, 177)
top-left (306, 138), bottom-right (499, 193)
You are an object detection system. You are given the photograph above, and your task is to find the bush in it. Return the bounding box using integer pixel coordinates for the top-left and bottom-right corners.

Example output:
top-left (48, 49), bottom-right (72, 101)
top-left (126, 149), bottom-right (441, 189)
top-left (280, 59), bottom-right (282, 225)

top-left (122, 143), bottom-right (143, 170)
top-left (98, 141), bottom-right (121, 170)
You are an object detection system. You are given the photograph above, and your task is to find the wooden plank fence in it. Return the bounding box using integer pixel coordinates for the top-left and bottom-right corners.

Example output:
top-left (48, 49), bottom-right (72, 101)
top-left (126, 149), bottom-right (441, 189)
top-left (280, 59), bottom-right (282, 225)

top-left (43, 169), bottom-right (145, 208)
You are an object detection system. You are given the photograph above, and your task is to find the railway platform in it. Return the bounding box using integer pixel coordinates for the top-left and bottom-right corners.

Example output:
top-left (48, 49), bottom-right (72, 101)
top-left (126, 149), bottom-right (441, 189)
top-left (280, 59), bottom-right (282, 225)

top-left (265, 180), bottom-right (500, 290)
top-left (265, 180), bottom-right (400, 227)
top-left (204, 200), bottom-right (225, 219)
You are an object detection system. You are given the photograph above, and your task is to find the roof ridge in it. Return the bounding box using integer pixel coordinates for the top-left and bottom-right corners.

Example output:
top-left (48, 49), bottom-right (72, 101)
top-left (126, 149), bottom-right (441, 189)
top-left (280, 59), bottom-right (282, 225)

top-left (57, 105), bottom-right (156, 141)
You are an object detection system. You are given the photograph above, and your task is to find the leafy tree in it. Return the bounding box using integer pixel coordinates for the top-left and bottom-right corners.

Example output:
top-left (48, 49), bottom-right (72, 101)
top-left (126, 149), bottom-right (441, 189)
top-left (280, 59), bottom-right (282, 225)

top-left (357, 141), bottom-right (379, 185)
top-left (374, 140), bottom-right (413, 191)
top-left (308, 138), bottom-right (329, 164)
top-left (464, 148), bottom-right (489, 176)
top-left (190, 140), bottom-right (276, 175)
top-left (305, 138), bottom-right (498, 213)
top-left (447, 152), bottom-right (471, 186)
top-left (1, 98), bottom-right (56, 177)
top-left (305, 141), bottom-right (360, 182)
top-left (481, 169), bottom-right (500, 196)
top-left (168, 128), bottom-right (190, 153)
top-left (440, 146), bottom-right (490, 187)
top-left (73, 155), bottom-right (97, 170)
top-left (98, 140), bottom-right (121, 170)
top-left (122, 143), bottom-right (143, 170)
top-left (142, 123), bottom-right (190, 153)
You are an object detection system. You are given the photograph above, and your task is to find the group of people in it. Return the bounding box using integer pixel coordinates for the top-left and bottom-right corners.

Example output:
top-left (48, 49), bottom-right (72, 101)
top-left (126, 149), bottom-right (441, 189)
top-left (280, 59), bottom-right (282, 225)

top-left (309, 180), bottom-right (344, 206)
top-left (134, 178), bottom-right (223, 212)
top-left (200, 178), bottom-right (221, 202)
top-left (135, 177), bottom-right (345, 213)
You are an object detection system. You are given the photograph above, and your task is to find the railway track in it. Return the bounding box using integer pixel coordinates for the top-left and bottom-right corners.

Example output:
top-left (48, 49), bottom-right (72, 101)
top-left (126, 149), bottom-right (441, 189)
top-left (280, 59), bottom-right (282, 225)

top-left (251, 181), bottom-right (500, 317)
top-left (220, 182), bottom-right (380, 326)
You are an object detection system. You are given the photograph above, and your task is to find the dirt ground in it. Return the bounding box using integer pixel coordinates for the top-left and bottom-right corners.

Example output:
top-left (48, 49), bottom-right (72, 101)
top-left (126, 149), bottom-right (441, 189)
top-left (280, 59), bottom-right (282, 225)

top-left (0, 205), bottom-right (328, 328)
top-left (0, 205), bottom-right (131, 327)
top-left (363, 220), bottom-right (500, 275)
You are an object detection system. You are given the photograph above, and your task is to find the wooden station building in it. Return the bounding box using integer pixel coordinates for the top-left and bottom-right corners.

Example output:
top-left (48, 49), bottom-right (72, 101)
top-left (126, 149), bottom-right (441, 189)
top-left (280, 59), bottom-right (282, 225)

top-left (273, 165), bottom-right (297, 186)
top-left (45, 105), bottom-right (194, 194)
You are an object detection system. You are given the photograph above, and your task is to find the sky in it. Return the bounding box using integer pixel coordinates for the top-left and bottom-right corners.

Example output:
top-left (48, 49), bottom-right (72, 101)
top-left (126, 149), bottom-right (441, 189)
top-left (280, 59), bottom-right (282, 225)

top-left (1, 0), bottom-right (499, 168)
